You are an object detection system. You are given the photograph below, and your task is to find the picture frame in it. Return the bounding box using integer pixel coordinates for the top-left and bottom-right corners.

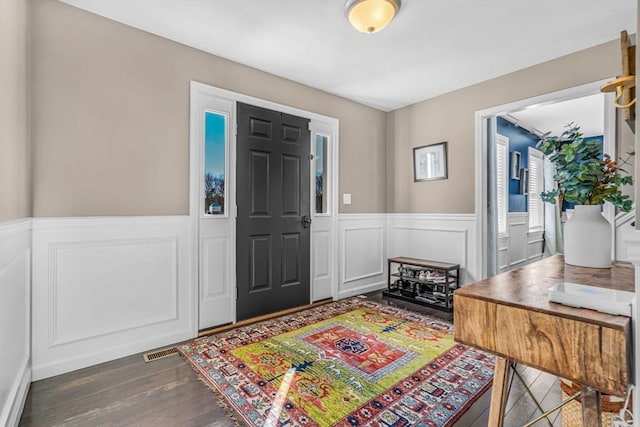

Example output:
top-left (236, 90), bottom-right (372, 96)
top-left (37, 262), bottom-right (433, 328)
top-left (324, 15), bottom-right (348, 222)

top-left (519, 168), bottom-right (528, 194)
top-left (413, 141), bottom-right (448, 182)
top-left (510, 151), bottom-right (521, 180)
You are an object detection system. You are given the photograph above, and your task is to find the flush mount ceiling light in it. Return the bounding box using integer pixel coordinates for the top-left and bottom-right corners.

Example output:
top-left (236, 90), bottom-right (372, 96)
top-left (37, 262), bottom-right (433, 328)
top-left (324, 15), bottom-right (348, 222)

top-left (345, 0), bottom-right (401, 34)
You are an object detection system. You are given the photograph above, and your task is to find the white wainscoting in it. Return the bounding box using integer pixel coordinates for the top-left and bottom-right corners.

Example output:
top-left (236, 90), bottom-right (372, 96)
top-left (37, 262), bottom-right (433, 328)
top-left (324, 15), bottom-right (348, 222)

top-left (199, 232), bottom-right (233, 330)
top-left (616, 209), bottom-right (636, 262)
top-left (312, 215), bottom-right (333, 301)
top-left (0, 219), bottom-right (31, 427)
top-left (497, 213), bottom-right (545, 273)
top-left (527, 230), bottom-right (544, 262)
top-left (338, 214), bottom-right (387, 299)
top-left (387, 214), bottom-right (477, 284)
top-left (497, 235), bottom-right (509, 272)
top-left (32, 216), bottom-right (194, 380)
top-left (508, 213), bottom-right (528, 268)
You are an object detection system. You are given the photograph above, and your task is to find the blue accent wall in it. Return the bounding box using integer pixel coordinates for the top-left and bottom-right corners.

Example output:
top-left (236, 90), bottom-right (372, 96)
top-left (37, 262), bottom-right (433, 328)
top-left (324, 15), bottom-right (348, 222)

top-left (497, 117), bottom-right (539, 212)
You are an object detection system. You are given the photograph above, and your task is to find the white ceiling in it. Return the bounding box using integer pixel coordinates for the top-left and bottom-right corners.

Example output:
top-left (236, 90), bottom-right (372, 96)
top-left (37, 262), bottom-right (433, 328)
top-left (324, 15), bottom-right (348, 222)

top-left (508, 93), bottom-right (605, 138)
top-left (60, 0), bottom-right (637, 112)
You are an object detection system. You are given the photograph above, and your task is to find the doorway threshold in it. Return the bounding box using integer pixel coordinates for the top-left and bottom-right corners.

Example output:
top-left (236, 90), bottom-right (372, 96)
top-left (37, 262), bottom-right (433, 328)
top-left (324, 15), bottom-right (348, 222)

top-left (198, 297), bottom-right (334, 338)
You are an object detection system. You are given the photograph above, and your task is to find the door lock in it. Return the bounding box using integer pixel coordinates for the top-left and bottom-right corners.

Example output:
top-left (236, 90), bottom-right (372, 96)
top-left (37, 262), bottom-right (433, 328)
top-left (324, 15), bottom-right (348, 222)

top-left (302, 215), bottom-right (312, 228)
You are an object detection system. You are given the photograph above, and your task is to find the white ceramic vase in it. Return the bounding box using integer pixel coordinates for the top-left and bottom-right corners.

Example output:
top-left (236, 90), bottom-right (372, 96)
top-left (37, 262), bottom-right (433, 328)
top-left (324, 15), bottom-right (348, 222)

top-left (563, 205), bottom-right (611, 268)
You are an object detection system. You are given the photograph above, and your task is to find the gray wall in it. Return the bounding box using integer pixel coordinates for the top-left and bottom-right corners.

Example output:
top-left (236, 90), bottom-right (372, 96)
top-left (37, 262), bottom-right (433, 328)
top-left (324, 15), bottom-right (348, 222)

top-left (0, 0), bottom-right (30, 221)
top-left (387, 39), bottom-right (634, 214)
top-left (23, 1), bottom-right (639, 218)
top-left (30, 0), bottom-right (387, 216)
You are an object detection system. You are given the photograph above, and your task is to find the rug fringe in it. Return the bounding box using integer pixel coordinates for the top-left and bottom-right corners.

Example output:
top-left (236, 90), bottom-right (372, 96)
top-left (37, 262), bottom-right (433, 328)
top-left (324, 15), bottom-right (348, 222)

top-left (176, 349), bottom-right (248, 427)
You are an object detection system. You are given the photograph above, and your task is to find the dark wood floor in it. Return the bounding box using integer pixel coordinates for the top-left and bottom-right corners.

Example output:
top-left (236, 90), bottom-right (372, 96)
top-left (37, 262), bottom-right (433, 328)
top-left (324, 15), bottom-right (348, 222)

top-left (20, 292), bottom-right (562, 426)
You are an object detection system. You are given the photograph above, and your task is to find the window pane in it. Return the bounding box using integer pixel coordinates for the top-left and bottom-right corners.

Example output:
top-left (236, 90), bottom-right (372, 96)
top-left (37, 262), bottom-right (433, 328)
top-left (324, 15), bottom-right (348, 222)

top-left (528, 147), bottom-right (544, 230)
top-left (204, 111), bottom-right (226, 215)
top-left (315, 135), bottom-right (328, 214)
top-left (496, 136), bottom-right (508, 235)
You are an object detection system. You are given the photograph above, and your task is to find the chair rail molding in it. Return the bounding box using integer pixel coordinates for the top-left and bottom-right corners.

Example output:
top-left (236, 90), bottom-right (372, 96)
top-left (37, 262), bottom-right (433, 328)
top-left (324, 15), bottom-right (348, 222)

top-left (0, 218), bottom-right (32, 427)
top-left (31, 216), bottom-right (194, 380)
top-left (27, 211), bottom-right (479, 381)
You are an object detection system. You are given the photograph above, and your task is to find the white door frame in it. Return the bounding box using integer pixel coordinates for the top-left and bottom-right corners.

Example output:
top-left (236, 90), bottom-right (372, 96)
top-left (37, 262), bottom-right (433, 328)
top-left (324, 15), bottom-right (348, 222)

top-left (189, 81), bottom-right (340, 333)
top-left (474, 78), bottom-right (616, 279)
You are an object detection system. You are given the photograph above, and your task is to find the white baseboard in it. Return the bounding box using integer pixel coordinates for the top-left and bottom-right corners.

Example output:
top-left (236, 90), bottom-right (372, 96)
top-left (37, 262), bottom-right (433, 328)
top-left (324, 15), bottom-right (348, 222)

top-left (3, 362), bottom-right (30, 427)
top-left (32, 329), bottom-right (190, 380)
top-left (337, 281), bottom-right (386, 300)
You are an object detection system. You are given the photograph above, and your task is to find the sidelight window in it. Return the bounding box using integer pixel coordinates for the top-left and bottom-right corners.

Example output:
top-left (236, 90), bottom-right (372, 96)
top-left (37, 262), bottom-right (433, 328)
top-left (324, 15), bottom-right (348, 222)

top-left (315, 134), bottom-right (328, 214)
top-left (204, 111), bottom-right (227, 216)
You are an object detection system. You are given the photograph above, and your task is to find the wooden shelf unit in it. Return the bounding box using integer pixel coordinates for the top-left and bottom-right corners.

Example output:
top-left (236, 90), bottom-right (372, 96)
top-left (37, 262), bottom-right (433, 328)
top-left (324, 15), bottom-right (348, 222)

top-left (383, 257), bottom-right (460, 312)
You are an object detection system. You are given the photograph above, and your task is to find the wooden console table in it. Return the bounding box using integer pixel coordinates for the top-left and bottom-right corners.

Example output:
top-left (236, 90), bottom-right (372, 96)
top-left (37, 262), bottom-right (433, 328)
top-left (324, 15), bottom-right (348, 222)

top-left (453, 255), bottom-right (634, 427)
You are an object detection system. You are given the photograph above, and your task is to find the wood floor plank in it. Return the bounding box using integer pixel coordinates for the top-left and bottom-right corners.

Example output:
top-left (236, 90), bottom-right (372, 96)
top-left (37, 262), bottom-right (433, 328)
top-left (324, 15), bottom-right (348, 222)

top-left (20, 291), bottom-right (559, 426)
top-left (20, 353), bottom-right (235, 427)
top-left (23, 359), bottom-right (200, 425)
top-left (504, 365), bottom-right (561, 427)
top-left (454, 383), bottom-right (491, 426)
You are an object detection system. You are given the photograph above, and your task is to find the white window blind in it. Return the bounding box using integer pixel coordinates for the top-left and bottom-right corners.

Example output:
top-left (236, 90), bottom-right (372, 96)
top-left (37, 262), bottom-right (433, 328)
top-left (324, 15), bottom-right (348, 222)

top-left (496, 135), bottom-right (508, 236)
top-left (528, 147), bottom-right (544, 231)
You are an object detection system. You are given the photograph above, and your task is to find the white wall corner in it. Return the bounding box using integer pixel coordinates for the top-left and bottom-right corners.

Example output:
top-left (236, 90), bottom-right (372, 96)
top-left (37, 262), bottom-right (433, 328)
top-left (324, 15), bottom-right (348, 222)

top-left (0, 218), bottom-right (32, 427)
top-left (623, 229), bottom-right (640, 420)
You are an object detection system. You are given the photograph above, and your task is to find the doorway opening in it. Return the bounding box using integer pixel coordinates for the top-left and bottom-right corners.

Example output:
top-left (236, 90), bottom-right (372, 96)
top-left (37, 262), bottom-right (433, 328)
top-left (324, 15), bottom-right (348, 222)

top-left (190, 82), bottom-right (339, 331)
top-left (475, 79), bottom-right (620, 279)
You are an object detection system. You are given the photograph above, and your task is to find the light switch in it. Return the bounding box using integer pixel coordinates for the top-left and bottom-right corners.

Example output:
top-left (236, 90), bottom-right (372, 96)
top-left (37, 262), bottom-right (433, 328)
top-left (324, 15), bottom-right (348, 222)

top-left (343, 193), bottom-right (352, 205)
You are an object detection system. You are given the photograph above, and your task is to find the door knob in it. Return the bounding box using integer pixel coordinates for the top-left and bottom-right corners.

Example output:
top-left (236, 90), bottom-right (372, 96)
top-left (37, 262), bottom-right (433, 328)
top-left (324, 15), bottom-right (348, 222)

top-left (302, 215), bottom-right (312, 228)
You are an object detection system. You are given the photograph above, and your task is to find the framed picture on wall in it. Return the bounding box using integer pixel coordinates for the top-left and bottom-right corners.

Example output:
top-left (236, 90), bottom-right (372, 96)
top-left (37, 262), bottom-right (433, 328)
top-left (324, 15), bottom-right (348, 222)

top-left (519, 168), bottom-right (528, 194)
top-left (510, 151), bottom-right (521, 180)
top-left (413, 142), bottom-right (448, 182)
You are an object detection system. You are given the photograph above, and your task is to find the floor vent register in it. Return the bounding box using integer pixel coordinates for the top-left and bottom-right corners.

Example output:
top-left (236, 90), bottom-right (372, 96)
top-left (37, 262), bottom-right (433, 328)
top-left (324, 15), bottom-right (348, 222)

top-left (143, 346), bottom-right (179, 363)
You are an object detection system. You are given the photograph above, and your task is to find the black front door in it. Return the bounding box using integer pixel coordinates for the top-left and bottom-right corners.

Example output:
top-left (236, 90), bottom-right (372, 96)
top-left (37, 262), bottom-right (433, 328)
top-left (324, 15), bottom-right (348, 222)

top-left (236, 102), bottom-right (311, 321)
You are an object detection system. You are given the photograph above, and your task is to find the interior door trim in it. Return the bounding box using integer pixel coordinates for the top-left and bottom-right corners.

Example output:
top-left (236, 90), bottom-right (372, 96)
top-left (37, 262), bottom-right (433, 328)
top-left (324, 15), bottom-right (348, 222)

top-left (474, 78), bottom-right (617, 281)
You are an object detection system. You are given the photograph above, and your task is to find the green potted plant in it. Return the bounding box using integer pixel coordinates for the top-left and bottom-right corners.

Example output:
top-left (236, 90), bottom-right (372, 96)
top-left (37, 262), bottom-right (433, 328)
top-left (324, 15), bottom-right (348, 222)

top-left (536, 123), bottom-right (633, 268)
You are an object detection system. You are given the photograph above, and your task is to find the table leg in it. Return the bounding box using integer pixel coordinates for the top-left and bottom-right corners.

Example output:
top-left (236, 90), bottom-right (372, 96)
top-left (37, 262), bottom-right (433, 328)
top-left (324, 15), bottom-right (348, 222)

top-left (488, 357), bottom-right (510, 427)
top-left (580, 387), bottom-right (602, 427)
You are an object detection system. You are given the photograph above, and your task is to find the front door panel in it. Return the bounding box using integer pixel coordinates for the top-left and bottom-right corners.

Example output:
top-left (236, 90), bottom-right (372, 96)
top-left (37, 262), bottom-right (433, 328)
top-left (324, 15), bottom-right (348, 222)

top-left (236, 102), bottom-right (310, 321)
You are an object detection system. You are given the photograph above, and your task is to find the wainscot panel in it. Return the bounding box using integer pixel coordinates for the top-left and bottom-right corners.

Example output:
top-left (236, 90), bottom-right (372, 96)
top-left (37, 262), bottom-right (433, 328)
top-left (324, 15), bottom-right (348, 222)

top-left (616, 209), bottom-right (636, 262)
top-left (31, 216), bottom-right (194, 380)
top-left (338, 214), bottom-right (387, 299)
top-left (0, 219), bottom-right (31, 427)
top-left (508, 213), bottom-right (528, 268)
top-left (387, 214), bottom-right (477, 284)
top-left (387, 214), bottom-right (480, 284)
top-left (312, 219), bottom-right (332, 301)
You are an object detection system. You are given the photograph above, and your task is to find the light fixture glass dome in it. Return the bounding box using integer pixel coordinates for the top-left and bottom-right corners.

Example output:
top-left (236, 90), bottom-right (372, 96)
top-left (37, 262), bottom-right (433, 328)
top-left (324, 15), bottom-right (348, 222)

top-left (345, 0), bottom-right (401, 34)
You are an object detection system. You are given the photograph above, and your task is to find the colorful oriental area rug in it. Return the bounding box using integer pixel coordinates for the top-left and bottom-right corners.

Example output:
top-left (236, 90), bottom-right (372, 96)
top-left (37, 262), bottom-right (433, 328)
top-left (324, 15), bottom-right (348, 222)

top-left (178, 298), bottom-right (495, 426)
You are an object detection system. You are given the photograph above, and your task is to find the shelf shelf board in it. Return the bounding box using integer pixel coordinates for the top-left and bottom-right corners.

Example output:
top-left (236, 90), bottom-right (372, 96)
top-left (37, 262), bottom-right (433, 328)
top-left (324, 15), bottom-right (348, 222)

top-left (388, 256), bottom-right (459, 271)
top-left (383, 289), bottom-right (453, 312)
